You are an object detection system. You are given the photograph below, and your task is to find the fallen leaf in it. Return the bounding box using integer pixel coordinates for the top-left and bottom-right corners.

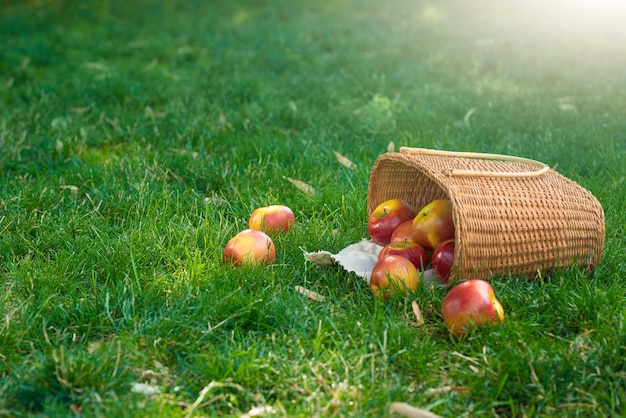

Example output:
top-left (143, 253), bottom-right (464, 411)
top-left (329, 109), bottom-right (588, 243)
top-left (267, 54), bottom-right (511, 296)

top-left (70, 106), bottom-right (90, 114)
top-left (558, 103), bottom-right (577, 112)
top-left (169, 148), bottom-right (199, 159)
top-left (59, 185), bottom-right (79, 194)
top-left (241, 405), bottom-right (277, 418)
top-left (284, 177), bottom-right (315, 196)
top-left (390, 402), bottom-right (442, 418)
top-left (131, 382), bottom-right (161, 395)
top-left (334, 151), bottom-right (355, 169)
top-left (295, 286), bottom-right (326, 302)
top-left (83, 61), bottom-right (108, 71)
top-left (411, 301), bottom-right (425, 327)
top-left (69, 404), bottom-right (82, 414)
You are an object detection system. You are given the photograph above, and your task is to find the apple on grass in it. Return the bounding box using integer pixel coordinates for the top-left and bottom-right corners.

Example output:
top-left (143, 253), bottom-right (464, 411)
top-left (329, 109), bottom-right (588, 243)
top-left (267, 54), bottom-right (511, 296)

top-left (411, 198), bottom-right (455, 250)
top-left (378, 241), bottom-right (429, 271)
top-left (223, 229), bottom-right (276, 266)
top-left (441, 279), bottom-right (504, 338)
top-left (432, 239), bottom-right (455, 284)
top-left (369, 255), bottom-right (420, 299)
top-left (368, 199), bottom-right (417, 247)
top-left (249, 205), bottom-right (295, 234)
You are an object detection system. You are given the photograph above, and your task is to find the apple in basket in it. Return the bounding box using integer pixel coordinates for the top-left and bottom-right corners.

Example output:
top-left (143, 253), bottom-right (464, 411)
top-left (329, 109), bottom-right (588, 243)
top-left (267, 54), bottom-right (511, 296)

top-left (369, 255), bottom-right (420, 298)
top-left (411, 199), bottom-right (455, 250)
top-left (378, 241), bottom-right (429, 271)
top-left (249, 205), bottom-right (295, 234)
top-left (223, 229), bottom-right (276, 266)
top-left (389, 219), bottom-right (415, 244)
top-left (432, 239), bottom-right (455, 284)
top-left (441, 279), bottom-right (505, 338)
top-left (368, 199), bottom-right (417, 246)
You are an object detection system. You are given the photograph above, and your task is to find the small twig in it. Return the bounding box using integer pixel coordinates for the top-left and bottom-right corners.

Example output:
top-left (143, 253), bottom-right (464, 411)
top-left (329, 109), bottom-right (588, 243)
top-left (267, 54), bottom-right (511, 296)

top-left (295, 285), bottom-right (326, 302)
top-left (411, 301), bottom-right (425, 327)
top-left (390, 402), bottom-right (442, 418)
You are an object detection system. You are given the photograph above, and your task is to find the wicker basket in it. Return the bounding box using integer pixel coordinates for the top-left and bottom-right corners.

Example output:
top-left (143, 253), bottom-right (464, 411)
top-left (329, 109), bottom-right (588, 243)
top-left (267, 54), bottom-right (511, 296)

top-left (367, 147), bottom-right (605, 280)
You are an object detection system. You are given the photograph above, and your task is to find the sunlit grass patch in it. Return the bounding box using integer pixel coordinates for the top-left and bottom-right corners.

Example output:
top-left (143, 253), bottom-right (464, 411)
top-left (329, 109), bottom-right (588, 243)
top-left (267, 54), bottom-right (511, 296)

top-left (1, 0), bottom-right (625, 416)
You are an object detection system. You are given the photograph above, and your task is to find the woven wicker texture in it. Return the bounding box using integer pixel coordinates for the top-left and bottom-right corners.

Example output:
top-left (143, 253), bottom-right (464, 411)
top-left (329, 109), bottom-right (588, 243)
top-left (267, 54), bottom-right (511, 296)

top-left (367, 148), bottom-right (605, 280)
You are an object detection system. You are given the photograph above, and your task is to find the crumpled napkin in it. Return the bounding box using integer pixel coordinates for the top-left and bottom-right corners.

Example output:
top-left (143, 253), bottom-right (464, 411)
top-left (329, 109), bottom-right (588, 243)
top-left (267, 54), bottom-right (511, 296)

top-left (303, 238), bottom-right (437, 285)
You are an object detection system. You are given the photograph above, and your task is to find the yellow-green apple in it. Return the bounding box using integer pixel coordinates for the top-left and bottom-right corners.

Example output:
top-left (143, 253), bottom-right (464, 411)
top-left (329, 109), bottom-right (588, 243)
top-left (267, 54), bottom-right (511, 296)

top-left (432, 239), bottom-right (455, 284)
top-left (378, 241), bottom-right (429, 271)
top-left (223, 229), bottom-right (276, 266)
top-left (389, 219), bottom-right (415, 244)
top-left (249, 205), bottom-right (295, 234)
top-left (368, 199), bottom-right (417, 246)
top-left (411, 199), bottom-right (455, 250)
top-left (369, 255), bottom-right (420, 299)
top-left (441, 279), bottom-right (505, 338)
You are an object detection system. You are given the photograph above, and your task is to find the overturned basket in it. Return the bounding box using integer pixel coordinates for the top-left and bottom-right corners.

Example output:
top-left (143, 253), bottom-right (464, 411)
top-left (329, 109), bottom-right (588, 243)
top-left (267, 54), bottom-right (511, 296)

top-left (367, 147), bottom-right (605, 280)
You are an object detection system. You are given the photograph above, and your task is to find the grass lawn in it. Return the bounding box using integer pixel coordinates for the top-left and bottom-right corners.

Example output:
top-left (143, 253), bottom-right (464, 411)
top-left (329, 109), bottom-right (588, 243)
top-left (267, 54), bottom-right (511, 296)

top-left (1, 0), bottom-right (625, 416)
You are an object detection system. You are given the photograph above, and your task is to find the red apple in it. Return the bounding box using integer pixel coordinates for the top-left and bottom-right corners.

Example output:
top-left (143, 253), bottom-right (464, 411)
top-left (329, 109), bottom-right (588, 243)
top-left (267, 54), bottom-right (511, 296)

top-left (223, 229), bottom-right (276, 266)
top-left (369, 255), bottom-right (420, 299)
top-left (411, 199), bottom-right (455, 250)
top-left (249, 205), bottom-right (295, 234)
top-left (368, 199), bottom-right (417, 246)
top-left (389, 219), bottom-right (415, 244)
top-left (432, 239), bottom-right (455, 284)
top-left (378, 241), bottom-right (429, 271)
top-left (441, 279), bottom-right (505, 338)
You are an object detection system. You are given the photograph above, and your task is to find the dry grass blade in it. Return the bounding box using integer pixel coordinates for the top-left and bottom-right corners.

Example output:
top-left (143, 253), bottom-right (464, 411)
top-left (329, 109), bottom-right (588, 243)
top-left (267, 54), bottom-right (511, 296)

top-left (295, 286), bottom-right (326, 302)
top-left (284, 177), bottom-right (315, 195)
top-left (411, 301), bottom-right (425, 327)
top-left (390, 402), bottom-right (442, 418)
top-left (59, 185), bottom-right (79, 194)
top-left (425, 385), bottom-right (471, 395)
top-left (463, 107), bottom-right (476, 127)
top-left (450, 351), bottom-right (480, 364)
top-left (184, 381), bottom-right (244, 418)
top-left (334, 151), bottom-right (356, 169)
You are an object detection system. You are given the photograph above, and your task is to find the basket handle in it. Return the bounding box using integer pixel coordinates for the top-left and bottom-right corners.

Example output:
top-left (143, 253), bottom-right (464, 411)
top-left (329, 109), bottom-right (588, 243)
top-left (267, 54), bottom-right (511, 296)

top-left (399, 147), bottom-right (550, 178)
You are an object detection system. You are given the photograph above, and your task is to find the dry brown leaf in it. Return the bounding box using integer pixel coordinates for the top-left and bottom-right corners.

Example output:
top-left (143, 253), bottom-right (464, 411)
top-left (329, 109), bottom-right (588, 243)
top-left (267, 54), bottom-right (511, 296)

top-left (70, 106), bottom-right (90, 114)
top-left (411, 301), bottom-right (425, 327)
top-left (69, 404), bottom-right (83, 415)
top-left (333, 151), bottom-right (355, 169)
top-left (390, 402), bottom-right (442, 418)
top-left (284, 177), bottom-right (315, 195)
top-left (295, 286), bottom-right (326, 302)
top-left (169, 148), bottom-right (199, 159)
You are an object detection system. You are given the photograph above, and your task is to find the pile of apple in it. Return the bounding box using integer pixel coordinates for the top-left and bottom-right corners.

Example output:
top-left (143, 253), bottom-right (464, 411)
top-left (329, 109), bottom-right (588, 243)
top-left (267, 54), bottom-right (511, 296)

top-left (223, 205), bottom-right (295, 266)
top-left (367, 198), bottom-right (504, 337)
top-left (221, 199), bottom-right (504, 338)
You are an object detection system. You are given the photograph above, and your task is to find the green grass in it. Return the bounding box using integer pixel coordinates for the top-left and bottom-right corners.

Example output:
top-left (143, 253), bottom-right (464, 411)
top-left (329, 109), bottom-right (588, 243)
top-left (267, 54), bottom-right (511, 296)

top-left (1, 0), bottom-right (625, 416)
